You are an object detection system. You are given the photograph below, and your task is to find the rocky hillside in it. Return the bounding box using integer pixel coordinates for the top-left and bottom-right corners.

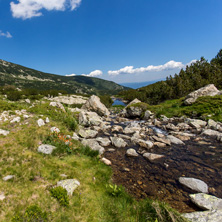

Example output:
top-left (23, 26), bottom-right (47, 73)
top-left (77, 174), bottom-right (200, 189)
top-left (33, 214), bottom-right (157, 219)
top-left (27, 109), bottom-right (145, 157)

top-left (0, 59), bottom-right (128, 95)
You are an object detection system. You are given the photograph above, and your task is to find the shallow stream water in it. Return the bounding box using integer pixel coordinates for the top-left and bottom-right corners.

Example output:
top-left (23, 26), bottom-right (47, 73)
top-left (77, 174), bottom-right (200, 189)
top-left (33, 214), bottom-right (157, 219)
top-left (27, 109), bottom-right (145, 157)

top-left (102, 117), bottom-right (222, 213)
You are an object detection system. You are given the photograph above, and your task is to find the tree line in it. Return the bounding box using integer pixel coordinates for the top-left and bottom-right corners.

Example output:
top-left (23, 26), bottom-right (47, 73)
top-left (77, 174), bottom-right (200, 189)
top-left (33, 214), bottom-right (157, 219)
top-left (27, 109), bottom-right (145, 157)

top-left (119, 49), bottom-right (222, 105)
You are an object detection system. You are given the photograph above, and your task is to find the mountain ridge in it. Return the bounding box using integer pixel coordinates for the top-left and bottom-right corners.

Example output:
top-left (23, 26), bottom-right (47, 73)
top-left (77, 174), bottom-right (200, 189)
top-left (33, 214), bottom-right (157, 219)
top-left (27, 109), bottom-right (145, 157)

top-left (0, 59), bottom-right (128, 95)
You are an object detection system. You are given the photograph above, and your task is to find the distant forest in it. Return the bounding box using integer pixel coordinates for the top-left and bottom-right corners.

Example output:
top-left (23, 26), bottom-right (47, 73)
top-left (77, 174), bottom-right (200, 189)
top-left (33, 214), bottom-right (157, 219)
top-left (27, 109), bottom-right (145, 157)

top-left (119, 49), bottom-right (222, 105)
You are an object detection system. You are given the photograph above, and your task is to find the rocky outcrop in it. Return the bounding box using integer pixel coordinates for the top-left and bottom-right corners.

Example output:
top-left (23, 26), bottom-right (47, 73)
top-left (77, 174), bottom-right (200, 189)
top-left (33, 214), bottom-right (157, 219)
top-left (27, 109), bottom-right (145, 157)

top-left (50, 95), bottom-right (87, 105)
top-left (49, 101), bottom-right (66, 112)
top-left (184, 84), bottom-right (220, 105)
top-left (82, 95), bottom-right (110, 116)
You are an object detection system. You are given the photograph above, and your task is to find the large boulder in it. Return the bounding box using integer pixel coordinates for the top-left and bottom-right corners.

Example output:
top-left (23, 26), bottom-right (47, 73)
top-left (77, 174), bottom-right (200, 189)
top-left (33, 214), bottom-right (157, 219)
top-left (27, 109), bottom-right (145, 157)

top-left (184, 84), bottom-right (220, 105)
top-left (81, 139), bottom-right (105, 154)
top-left (82, 95), bottom-right (110, 116)
top-left (37, 144), bottom-right (57, 155)
top-left (79, 111), bottom-right (102, 127)
top-left (110, 137), bottom-right (127, 148)
top-left (51, 95), bottom-right (87, 105)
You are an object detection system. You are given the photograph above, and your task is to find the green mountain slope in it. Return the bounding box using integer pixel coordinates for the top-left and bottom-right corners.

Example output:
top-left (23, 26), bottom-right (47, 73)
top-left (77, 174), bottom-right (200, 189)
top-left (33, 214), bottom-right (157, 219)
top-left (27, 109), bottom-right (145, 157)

top-left (0, 60), bottom-right (128, 95)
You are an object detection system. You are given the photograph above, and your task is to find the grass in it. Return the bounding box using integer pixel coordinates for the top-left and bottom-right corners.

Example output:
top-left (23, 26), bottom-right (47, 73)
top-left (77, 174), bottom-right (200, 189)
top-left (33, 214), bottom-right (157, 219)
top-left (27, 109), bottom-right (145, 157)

top-left (146, 95), bottom-right (222, 122)
top-left (0, 97), bottom-right (187, 222)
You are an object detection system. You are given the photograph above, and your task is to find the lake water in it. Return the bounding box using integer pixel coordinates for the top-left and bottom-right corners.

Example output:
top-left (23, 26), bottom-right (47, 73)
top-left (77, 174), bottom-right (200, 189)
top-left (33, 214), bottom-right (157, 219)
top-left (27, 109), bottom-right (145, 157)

top-left (112, 99), bottom-right (126, 106)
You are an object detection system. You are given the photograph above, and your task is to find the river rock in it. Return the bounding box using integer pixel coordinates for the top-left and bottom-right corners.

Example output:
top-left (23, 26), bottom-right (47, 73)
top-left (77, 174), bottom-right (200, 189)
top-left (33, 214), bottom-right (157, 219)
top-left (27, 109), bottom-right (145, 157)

top-left (184, 84), bottom-right (220, 105)
top-left (101, 157), bottom-right (112, 165)
top-left (38, 144), bottom-right (56, 154)
top-left (57, 179), bottom-right (80, 196)
top-left (179, 177), bottom-right (208, 193)
top-left (183, 209), bottom-right (222, 222)
top-left (207, 119), bottom-right (217, 129)
top-left (0, 129), bottom-right (9, 136)
top-left (166, 123), bottom-right (179, 131)
top-left (82, 95), bottom-right (110, 116)
top-left (152, 135), bottom-right (171, 146)
top-left (190, 193), bottom-right (222, 210)
top-left (167, 135), bottom-right (185, 145)
top-left (126, 148), bottom-right (139, 157)
top-left (202, 129), bottom-right (222, 138)
top-left (143, 152), bottom-right (164, 161)
top-left (78, 128), bottom-right (98, 138)
top-left (110, 137), bottom-right (127, 148)
top-left (188, 119), bottom-right (207, 129)
top-left (177, 123), bottom-right (191, 130)
top-left (79, 111), bottom-right (102, 127)
top-left (137, 139), bottom-right (153, 149)
top-left (96, 137), bottom-right (111, 146)
top-left (111, 125), bottom-right (123, 133)
top-left (81, 139), bottom-right (104, 154)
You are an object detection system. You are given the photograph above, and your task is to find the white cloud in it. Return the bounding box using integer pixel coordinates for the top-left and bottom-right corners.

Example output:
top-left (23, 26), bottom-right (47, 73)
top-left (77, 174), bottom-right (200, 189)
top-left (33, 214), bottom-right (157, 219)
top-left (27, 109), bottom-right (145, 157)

top-left (65, 73), bottom-right (76, 77)
top-left (108, 60), bottom-right (195, 76)
top-left (0, 31), bottom-right (12, 38)
top-left (10, 0), bottom-right (82, 19)
top-left (81, 70), bottom-right (103, 77)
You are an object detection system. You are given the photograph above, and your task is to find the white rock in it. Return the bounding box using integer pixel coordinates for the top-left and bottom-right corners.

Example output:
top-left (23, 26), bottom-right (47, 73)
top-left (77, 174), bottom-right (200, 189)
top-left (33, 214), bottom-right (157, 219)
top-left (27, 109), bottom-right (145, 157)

top-left (81, 139), bottom-right (104, 154)
top-left (0, 129), bottom-right (9, 136)
top-left (0, 193), bottom-right (5, 201)
top-left (57, 179), bottom-right (80, 196)
top-left (10, 116), bottom-right (21, 123)
top-left (96, 137), bottom-right (111, 146)
top-left (110, 137), bottom-right (127, 148)
top-left (167, 135), bottom-right (185, 145)
top-left (3, 175), bottom-right (15, 181)
top-left (50, 127), bottom-right (60, 133)
top-left (101, 157), bottom-right (112, 165)
top-left (38, 144), bottom-right (56, 154)
top-left (37, 118), bottom-right (45, 127)
top-left (45, 117), bottom-right (50, 123)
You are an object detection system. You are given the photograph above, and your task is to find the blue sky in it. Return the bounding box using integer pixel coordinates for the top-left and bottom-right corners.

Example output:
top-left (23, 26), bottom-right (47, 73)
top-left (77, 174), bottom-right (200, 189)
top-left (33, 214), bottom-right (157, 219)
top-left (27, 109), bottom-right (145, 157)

top-left (0, 0), bottom-right (222, 84)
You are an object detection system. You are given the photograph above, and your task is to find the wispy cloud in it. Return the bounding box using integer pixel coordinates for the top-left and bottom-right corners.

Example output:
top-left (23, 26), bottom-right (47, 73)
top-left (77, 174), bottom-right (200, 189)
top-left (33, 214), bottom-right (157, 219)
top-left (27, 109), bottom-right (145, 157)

top-left (81, 70), bottom-right (103, 77)
top-left (0, 31), bottom-right (12, 38)
top-left (10, 0), bottom-right (82, 19)
top-left (65, 73), bottom-right (76, 77)
top-left (108, 60), bottom-right (196, 76)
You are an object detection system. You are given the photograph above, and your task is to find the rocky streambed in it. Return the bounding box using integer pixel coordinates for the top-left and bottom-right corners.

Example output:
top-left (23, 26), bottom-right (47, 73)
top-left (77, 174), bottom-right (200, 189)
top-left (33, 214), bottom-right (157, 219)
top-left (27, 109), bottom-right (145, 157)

top-left (74, 95), bottom-right (222, 220)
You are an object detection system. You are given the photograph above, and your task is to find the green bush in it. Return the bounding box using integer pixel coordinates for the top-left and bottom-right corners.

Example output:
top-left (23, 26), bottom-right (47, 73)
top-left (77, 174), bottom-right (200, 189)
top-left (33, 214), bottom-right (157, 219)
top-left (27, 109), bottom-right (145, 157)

top-left (99, 95), bottom-right (113, 108)
top-left (50, 186), bottom-right (69, 207)
top-left (6, 91), bottom-right (22, 101)
top-left (106, 184), bottom-right (124, 197)
top-left (12, 205), bottom-right (48, 222)
top-left (76, 145), bottom-right (99, 158)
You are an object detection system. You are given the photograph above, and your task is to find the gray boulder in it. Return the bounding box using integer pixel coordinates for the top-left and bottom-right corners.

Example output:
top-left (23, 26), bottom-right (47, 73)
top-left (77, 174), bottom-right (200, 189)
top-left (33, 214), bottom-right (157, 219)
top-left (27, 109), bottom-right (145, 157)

top-left (78, 128), bottom-right (98, 138)
top-left (167, 135), bottom-right (185, 145)
top-left (183, 209), bottom-right (222, 222)
top-left (82, 95), bottom-right (110, 116)
top-left (110, 137), bottom-right (127, 148)
top-left (38, 144), bottom-right (56, 154)
top-left (179, 177), bottom-right (208, 193)
top-left (190, 193), bottom-right (222, 210)
top-left (49, 101), bottom-right (66, 112)
top-left (81, 139), bottom-right (104, 154)
top-left (79, 111), bottom-right (102, 127)
top-left (37, 119), bottom-right (45, 127)
top-left (96, 137), bottom-right (111, 147)
top-left (184, 84), bottom-right (220, 105)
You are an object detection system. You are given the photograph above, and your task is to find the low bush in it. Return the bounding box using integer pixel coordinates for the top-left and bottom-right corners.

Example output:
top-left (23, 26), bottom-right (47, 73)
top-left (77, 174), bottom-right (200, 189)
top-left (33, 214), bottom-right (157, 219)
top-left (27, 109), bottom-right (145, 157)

top-left (50, 186), bottom-right (69, 207)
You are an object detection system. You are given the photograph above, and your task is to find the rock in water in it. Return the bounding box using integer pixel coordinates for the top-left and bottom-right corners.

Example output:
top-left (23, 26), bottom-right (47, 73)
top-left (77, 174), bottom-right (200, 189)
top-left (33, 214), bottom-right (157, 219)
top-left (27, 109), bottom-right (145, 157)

top-left (38, 144), bottom-right (57, 154)
top-left (184, 84), bottom-right (220, 105)
top-left (110, 137), bottom-right (127, 148)
top-left (143, 152), bottom-right (164, 161)
top-left (126, 149), bottom-right (139, 157)
top-left (82, 95), bottom-right (110, 116)
top-left (101, 157), bottom-right (112, 165)
top-left (57, 179), bottom-right (80, 196)
top-left (190, 193), bottom-right (222, 210)
top-left (179, 177), bottom-right (208, 193)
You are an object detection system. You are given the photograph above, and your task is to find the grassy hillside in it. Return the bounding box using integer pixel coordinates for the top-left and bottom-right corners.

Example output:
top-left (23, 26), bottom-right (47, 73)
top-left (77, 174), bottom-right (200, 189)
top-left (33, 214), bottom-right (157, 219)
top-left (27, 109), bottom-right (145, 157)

top-left (0, 60), bottom-right (128, 95)
top-left (119, 49), bottom-right (222, 104)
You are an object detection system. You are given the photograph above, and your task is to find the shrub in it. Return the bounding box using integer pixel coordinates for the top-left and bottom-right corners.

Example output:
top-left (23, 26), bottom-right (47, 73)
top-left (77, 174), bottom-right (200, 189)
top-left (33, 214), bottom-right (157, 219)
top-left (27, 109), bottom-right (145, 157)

top-left (99, 95), bottom-right (113, 108)
top-left (75, 145), bottom-right (99, 158)
top-left (12, 205), bottom-right (48, 222)
top-left (50, 186), bottom-right (69, 207)
top-left (6, 91), bottom-right (22, 101)
top-left (106, 184), bottom-right (123, 197)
